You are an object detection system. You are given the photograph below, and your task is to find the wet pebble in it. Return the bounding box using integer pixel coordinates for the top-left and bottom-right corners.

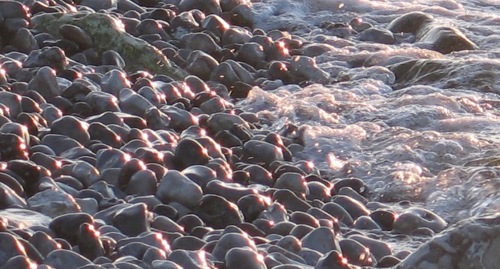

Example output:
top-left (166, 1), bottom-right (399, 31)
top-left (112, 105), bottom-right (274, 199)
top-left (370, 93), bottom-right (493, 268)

top-left (156, 170), bottom-right (203, 209)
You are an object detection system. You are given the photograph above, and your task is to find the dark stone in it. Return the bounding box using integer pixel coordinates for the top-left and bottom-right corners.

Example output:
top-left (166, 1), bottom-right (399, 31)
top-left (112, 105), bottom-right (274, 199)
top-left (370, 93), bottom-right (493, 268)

top-left (113, 203), bottom-right (150, 237)
top-left (49, 213), bottom-right (94, 245)
top-left (195, 194), bottom-right (243, 229)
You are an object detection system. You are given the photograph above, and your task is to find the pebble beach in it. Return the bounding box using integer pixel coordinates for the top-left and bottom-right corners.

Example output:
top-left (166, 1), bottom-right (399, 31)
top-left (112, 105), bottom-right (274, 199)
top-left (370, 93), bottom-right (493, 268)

top-left (0, 0), bottom-right (498, 268)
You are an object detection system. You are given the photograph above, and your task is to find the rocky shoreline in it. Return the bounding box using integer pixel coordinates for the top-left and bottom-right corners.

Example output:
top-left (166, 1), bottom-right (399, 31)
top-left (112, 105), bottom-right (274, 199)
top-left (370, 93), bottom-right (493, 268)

top-left (0, 0), bottom-right (498, 268)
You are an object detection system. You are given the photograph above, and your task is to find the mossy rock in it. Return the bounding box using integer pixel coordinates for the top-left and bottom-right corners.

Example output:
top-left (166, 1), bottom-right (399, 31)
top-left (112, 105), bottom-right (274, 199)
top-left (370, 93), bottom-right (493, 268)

top-left (31, 12), bottom-right (187, 80)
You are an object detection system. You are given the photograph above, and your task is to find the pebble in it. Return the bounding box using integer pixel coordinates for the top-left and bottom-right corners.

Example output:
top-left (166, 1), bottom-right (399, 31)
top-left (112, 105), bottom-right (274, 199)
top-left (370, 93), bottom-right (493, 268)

top-left (44, 249), bottom-right (92, 269)
top-left (195, 194), bottom-right (244, 228)
top-left (301, 227), bottom-right (341, 254)
top-left (226, 247), bottom-right (266, 269)
top-left (393, 207), bottom-right (447, 234)
top-left (113, 203), bottom-right (150, 236)
top-left (156, 170), bottom-right (203, 209)
top-left (27, 189), bottom-right (81, 218)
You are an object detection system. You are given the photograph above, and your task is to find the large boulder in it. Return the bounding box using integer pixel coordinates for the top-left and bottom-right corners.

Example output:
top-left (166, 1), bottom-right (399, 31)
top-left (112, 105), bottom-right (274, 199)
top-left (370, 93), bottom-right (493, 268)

top-left (31, 12), bottom-right (187, 79)
top-left (397, 214), bottom-right (500, 269)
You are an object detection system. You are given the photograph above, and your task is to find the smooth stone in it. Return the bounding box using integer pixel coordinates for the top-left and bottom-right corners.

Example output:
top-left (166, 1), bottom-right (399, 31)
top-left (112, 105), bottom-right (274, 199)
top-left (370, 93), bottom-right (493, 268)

top-left (0, 182), bottom-right (26, 209)
top-left (0, 172), bottom-right (24, 198)
top-left (78, 222), bottom-right (105, 261)
top-left (226, 247), bottom-right (266, 269)
top-left (274, 172), bottom-right (308, 198)
top-left (71, 160), bottom-right (100, 187)
top-left (306, 208), bottom-right (337, 228)
top-left (101, 69), bottom-right (131, 97)
top-left (358, 27), bottom-right (395, 44)
top-left (0, 232), bottom-right (29, 265)
top-left (339, 238), bottom-right (373, 266)
top-left (151, 215), bottom-right (184, 234)
top-left (0, 123), bottom-right (30, 146)
top-left (60, 23), bottom-right (93, 50)
top-left (277, 235), bottom-right (302, 253)
top-left (119, 88), bottom-right (154, 117)
top-left (338, 186), bottom-right (368, 204)
top-left (172, 236), bottom-right (206, 251)
top-left (349, 234), bottom-right (392, 262)
top-left (85, 92), bottom-right (121, 114)
top-left (125, 169), bottom-right (157, 196)
top-left (369, 209), bottom-right (396, 231)
top-left (290, 211), bottom-right (319, 228)
top-left (242, 140), bottom-right (284, 167)
top-left (212, 232), bottom-right (257, 261)
top-left (222, 26), bottom-right (252, 45)
top-left (12, 27), bottom-right (39, 53)
top-left (28, 189), bottom-right (81, 218)
top-left (243, 164), bottom-right (273, 186)
top-left (143, 247), bottom-right (168, 265)
top-left (205, 180), bottom-right (256, 203)
top-left (210, 60), bottom-right (254, 88)
top-left (174, 138), bottom-right (210, 169)
top-left (397, 214), bottom-right (500, 269)
top-left (195, 194), bottom-right (243, 229)
top-left (2, 255), bottom-right (37, 269)
top-left (27, 66), bottom-right (61, 100)
top-left (29, 231), bottom-right (60, 258)
top-left (49, 212), bottom-right (93, 245)
top-left (331, 178), bottom-right (368, 197)
top-left (88, 122), bottom-right (122, 148)
top-left (331, 195), bottom-right (370, 220)
top-left (179, 0), bottom-right (222, 14)
top-left (95, 148), bottom-right (130, 172)
top-left (299, 248), bottom-right (322, 266)
top-left (0, 208), bottom-right (52, 228)
top-left (267, 245), bottom-right (306, 264)
top-left (393, 207), bottom-right (447, 234)
top-left (353, 215), bottom-right (382, 230)
top-left (160, 106), bottom-right (198, 131)
top-left (102, 50), bottom-right (126, 69)
top-left (273, 189), bottom-right (311, 212)
top-left (151, 260), bottom-right (183, 269)
top-left (156, 170), bottom-right (203, 209)
top-left (41, 134), bottom-right (83, 156)
top-left (176, 214), bottom-right (204, 234)
top-left (377, 255), bottom-right (401, 268)
top-left (167, 250), bottom-right (214, 269)
top-left (181, 165), bottom-right (217, 189)
top-left (301, 227), bottom-right (341, 254)
top-left (180, 32), bottom-right (221, 54)
top-left (270, 221), bottom-right (296, 236)
top-left (314, 250), bottom-right (350, 269)
top-left (237, 42), bottom-right (266, 68)
top-left (238, 194), bottom-right (270, 222)
top-left (185, 50), bottom-right (219, 80)
top-left (289, 56), bottom-right (329, 84)
top-left (75, 197), bottom-right (99, 215)
top-left (205, 112), bottom-right (249, 134)
top-left (387, 11), bottom-right (477, 54)
top-left (306, 182), bottom-right (331, 201)
top-left (0, 92), bottom-right (22, 118)
top-left (113, 203), bottom-right (150, 237)
top-left (258, 202), bottom-right (288, 224)
top-left (24, 46), bottom-right (68, 72)
top-left (43, 249), bottom-right (92, 269)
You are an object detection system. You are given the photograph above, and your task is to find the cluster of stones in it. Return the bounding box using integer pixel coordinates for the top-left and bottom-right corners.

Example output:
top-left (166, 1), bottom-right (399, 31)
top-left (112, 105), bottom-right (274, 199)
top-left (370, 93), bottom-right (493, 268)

top-left (0, 0), bottom-right (495, 269)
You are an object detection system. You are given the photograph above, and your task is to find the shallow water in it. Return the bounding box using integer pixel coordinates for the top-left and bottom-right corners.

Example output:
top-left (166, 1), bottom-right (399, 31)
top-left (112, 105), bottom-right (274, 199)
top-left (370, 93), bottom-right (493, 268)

top-left (242, 0), bottom-right (500, 228)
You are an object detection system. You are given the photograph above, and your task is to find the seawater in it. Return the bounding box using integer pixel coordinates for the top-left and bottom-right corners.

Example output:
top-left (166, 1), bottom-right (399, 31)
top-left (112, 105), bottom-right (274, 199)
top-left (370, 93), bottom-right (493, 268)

top-left (239, 0), bottom-right (500, 228)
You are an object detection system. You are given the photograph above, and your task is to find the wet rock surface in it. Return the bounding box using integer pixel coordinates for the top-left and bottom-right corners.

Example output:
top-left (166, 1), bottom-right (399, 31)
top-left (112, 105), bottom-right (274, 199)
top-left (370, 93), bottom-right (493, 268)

top-left (0, 0), bottom-right (496, 269)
